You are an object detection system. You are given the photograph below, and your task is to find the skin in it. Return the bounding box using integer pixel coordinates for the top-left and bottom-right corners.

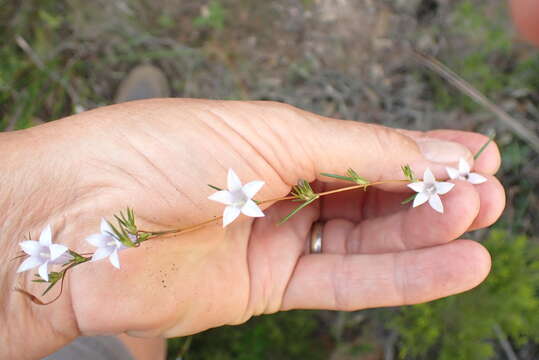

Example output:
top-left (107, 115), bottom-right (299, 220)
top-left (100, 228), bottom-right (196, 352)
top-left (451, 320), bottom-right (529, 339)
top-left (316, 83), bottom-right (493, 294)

top-left (510, 0), bottom-right (539, 47)
top-left (0, 3), bottom-right (535, 358)
top-left (0, 99), bottom-right (504, 359)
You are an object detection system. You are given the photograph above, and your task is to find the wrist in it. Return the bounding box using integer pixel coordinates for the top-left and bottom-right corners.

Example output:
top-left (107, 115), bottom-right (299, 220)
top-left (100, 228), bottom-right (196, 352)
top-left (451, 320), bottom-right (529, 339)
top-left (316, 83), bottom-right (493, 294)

top-left (0, 129), bottom-right (80, 359)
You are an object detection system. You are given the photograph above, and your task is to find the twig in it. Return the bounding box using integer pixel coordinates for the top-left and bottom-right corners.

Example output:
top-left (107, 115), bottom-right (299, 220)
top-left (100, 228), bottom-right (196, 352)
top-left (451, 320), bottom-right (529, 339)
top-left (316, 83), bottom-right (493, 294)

top-left (14, 35), bottom-right (81, 108)
top-left (493, 323), bottom-right (519, 360)
top-left (177, 336), bottom-right (192, 359)
top-left (412, 49), bottom-right (539, 155)
top-left (384, 330), bottom-right (398, 360)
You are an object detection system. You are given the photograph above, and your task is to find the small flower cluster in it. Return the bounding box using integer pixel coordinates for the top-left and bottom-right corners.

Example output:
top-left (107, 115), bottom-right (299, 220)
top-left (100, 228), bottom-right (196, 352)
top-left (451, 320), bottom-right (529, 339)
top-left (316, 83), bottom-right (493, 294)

top-left (16, 158), bottom-right (488, 302)
top-left (16, 209), bottom-right (148, 299)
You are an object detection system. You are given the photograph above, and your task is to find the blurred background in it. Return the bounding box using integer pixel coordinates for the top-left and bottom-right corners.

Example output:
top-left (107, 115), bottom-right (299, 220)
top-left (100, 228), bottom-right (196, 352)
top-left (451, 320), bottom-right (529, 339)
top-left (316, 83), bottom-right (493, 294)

top-left (2, 0), bottom-right (539, 359)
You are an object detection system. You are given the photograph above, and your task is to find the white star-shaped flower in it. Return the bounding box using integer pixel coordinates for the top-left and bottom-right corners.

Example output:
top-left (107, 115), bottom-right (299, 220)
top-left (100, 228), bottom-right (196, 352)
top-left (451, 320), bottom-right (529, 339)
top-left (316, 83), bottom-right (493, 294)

top-left (16, 225), bottom-right (71, 282)
top-left (208, 168), bottom-right (265, 227)
top-left (85, 219), bottom-right (130, 269)
top-left (407, 168), bottom-right (455, 213)
top-left (446, 158), bottom-right (487, 184)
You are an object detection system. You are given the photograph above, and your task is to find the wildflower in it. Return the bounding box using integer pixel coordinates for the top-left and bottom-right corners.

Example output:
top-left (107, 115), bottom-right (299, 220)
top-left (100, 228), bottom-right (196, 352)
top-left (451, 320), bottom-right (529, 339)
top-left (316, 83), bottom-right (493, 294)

top-left (208, 168), bottom-right (265, 227)
top-left (446, 158), bottom-right (487, 184)
top-left (407, 168), bottom-right (455, 213)
top-left (17, 225), bottom-right (70, 282)
top-left (86, 219), bottom-right (131, 269)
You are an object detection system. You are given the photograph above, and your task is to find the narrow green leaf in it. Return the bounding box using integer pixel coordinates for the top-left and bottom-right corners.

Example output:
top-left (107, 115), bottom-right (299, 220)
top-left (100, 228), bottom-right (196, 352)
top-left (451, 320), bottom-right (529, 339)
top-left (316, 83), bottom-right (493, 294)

top-left (42, 282), bottom-right (57, 296)
top-left (41, 273), bottom-right (63, 296)
top-left (128, 208), bottom-right (135, 223)
top-left (320, 172), bottom-right (355, 182)
top-left (68, 250), bottom-right (86, 263)
top-left (107, 221), bottom-right (122, 238)
top-left (138, 232), bottom-right (151, 242)
top-left (278, 196), bottom-right (319, 225)
top-left (108, 221), bottom-right (135, 247)
top-left (113, 214), bottom-right (126, 227)
top-left (208, 184), bottom-right (222, 191)
top-left (292, 179), bottom-right (317, 201)
top-left (346, 168), bottom-right (369, 184)
top-left (401, 194), bottom-right (416, 205)
top-left (474, 132), bottom-right (496, 160)
top-left (401, 165), bottom-right (417, 182)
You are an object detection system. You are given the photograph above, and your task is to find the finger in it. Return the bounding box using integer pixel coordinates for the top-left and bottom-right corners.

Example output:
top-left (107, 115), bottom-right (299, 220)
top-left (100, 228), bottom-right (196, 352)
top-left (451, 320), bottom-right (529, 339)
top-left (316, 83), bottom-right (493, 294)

top-left (321, 180), bottom-right (480, 254)
top-left (319, 173), bottom-right (504, 230)
top-left (468, 175), bottom-right (506, 231)
top-left (510, 0), bottom-right (539, 47)
top-left (398, 129), bottom-right (501, 175)
top-left (268, 106), bottom-right (473, 188)
top-left (281, 239), bottom-right (491, 311)
top-left (318, 180), bottom-right (434, 222)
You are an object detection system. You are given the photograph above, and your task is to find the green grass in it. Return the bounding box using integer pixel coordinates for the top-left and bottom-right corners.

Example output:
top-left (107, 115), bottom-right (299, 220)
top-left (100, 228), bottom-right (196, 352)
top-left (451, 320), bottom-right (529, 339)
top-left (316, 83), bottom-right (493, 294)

top-left (167, 311), bottom-right (329, 360)
top-left (391, 229), bottom-right (539, 360)
top-left (3, 1), bottom-right (539, 359)
top-left (1, 1), bottom-right (73, 130)
top-left (422, 1), bottom-right (538, 112)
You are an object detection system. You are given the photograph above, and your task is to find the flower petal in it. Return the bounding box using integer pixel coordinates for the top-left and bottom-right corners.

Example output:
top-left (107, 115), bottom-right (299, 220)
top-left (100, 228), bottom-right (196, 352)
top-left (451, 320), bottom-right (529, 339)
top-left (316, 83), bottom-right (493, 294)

top-left (115, 238), bottom-right (128, 251)
top-left (227, 168), bottom-right (242, 191)
top-left (100, 218), bottom-right (115, 237)
top-left (435, 182), bottom-right (455, 195)
top-left (428, 194), bottom-right (444, 213)
top-left (86, 233), bottom-right (110, 248)
top-left (242, 180), bottom-right (265, 199)
top-left (467, 173), bottom-right (487, 185)
top-left (423, 168), bottom-right (435, 184)
top-left (19, 240), bottom-right (42, 257)
top-left (39, 225), bottom-right (52, 246)
top-left (109, 250), bottom-right (121, 269)
top-left (38, 262), bottom-right (49, 282)
top-left (241, 200), bottom-right (265, 218)
top-left (92, 246), bottom-right (114, 262)
top-left (208, 190), bottom-right (234, 205)
top-left (51, 252), bottom-right (73, 265)
top-left (412, 191), bottom-right (429, 208)
top-left (17, 256), bottom-right (44, 273)
top-left (458, 158), bottom-right (471, 174)
top-left (446, 166), bottom-right (460, 180)
top-left (49, 244), bottom-right (69, 261)
top-left (222, 205), bottom-right (241, 227)
top-left (407, 182), bottom-right (425, 193)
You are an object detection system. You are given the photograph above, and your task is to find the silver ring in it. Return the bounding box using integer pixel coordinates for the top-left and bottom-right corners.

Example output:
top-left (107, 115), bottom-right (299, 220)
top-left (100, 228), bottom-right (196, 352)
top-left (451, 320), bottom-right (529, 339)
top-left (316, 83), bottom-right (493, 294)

top-left (309, 222), bottom-right (324, 254)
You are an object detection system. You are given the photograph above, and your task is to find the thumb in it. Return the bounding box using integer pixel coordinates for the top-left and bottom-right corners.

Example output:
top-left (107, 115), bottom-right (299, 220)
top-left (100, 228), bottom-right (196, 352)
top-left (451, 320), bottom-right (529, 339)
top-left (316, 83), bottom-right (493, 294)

top-left (294, 114), bottom-right (472, 185)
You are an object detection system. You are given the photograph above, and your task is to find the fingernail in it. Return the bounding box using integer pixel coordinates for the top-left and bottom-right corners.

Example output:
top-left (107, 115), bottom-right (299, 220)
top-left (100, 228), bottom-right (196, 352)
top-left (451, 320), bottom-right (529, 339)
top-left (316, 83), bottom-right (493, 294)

top-left (416, 138), bottom-right (471, 163)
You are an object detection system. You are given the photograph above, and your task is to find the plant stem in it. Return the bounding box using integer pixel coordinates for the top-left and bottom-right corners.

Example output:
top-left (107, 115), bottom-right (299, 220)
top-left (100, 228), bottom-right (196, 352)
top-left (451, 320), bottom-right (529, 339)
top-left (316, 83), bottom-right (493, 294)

top-left (142, 179), bottom-right (411, 237)
top-left (140, 216), bottom-right (223, 238)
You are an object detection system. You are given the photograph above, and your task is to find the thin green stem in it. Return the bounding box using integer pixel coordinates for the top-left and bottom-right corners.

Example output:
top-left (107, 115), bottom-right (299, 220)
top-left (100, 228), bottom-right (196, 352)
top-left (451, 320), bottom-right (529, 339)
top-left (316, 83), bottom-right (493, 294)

top-left (474, 132), bottom-right (496, 160)
top-left (278, 196), bottom-right (319, 225)
top-left (143, 178), bottom-right (412, 237)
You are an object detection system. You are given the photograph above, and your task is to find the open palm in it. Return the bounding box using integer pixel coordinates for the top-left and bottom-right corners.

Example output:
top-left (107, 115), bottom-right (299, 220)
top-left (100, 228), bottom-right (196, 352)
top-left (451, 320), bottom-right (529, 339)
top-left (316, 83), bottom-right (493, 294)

top-left (15, 99), bottom-right (504, 343)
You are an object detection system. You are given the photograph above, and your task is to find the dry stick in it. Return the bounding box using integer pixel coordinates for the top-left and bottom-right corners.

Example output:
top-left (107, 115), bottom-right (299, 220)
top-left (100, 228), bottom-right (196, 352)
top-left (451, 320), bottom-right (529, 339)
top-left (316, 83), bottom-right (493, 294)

top-left (493, 323), bottom-right (519, 360)
top-left (14, 35), bottom-right (81, 108)
top-left (384, 330), bottom-right (398, 360)
top-left (412, 49), bottom-right (539, 155)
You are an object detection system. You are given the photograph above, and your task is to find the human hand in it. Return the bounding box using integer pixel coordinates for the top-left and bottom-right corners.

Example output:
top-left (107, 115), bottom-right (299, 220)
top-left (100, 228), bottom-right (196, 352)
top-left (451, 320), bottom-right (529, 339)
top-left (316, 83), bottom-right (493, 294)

top-left (510, 0), bottom-right (539, 47)
top-left (0, 99), bottom-right (504, 359)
